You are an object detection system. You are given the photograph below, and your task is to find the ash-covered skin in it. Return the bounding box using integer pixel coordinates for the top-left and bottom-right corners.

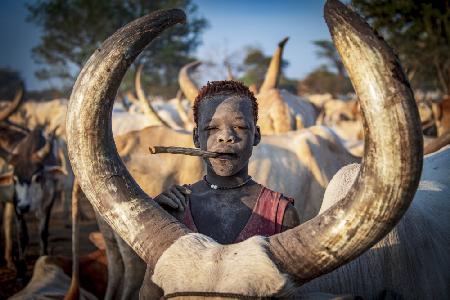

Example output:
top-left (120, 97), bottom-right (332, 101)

top-left (195, 94), bottom-right (258, 178)
top-left (155, 92), bottom-right (300, 244)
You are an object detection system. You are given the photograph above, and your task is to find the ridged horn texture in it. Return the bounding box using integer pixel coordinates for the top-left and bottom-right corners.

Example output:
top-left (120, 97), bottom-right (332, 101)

top-left (66, 9), bottom-right (190, 266)
top-left (268, 0), bottom-right (423, 284)
top-left (178, 60), bottom-right (201, 103)
top-left (259, 37), bottom-right (289, 93)
top-left (0, 82), bottom-right (24, 122)
top-left (135, 63), bottom-right (172, 128)
top-left (32, 135), bottom-right (52, 163)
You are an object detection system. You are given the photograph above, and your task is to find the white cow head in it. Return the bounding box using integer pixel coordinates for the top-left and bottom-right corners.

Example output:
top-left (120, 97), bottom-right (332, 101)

top-left (13, 166), bottom-right (65, 214)
top-left (1, 128), bottom-right (66, 215)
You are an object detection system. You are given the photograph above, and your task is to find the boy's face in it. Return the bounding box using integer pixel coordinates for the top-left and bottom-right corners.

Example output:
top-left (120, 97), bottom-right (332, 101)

top-left (194, 94), bottom-right (261, 177)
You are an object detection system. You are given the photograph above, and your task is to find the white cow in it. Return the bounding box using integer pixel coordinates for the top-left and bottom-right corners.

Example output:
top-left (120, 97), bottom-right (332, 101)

top-left (298, 146), bottom-right (450, 299)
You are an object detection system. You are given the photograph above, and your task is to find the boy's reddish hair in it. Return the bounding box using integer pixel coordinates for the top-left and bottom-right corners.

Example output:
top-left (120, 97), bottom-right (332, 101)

top-left (193, 80), bottom-right (258, 125)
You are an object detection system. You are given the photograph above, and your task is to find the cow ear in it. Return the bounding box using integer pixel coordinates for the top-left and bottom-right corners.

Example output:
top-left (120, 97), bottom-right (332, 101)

top-left (0, 172), bottom-right (13, 186)
top-left (44, 165), bottom-right (67, 179)
top-left (89, 232), bottom-right (106, 251)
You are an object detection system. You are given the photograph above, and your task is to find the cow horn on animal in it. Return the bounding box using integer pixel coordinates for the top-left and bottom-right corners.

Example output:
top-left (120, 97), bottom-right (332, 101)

top-left (0, 82), bottom-right (24, 123)
top-left (134, 63), bottom-right (173, 129)
top-left (67, 1), bottom-right (422, 299)
top-left (31, 127), bottom-right (55, 163)
top-left (178, 60), bottom-right (201, 104)
top-left (259, 36), bottom-right (288, 93)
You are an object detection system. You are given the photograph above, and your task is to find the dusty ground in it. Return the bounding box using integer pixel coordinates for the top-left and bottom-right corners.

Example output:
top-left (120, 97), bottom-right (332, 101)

top-left (0, 195), bottom-right (98, 299)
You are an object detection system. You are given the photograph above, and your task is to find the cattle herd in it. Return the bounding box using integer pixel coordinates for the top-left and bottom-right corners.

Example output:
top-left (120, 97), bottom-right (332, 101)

top-left (0, 0), bottom-right (449, 299)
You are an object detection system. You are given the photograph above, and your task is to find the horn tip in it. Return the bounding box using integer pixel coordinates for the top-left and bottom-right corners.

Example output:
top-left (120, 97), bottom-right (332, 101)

top-left (324, 0), bottom-right (353, 26)
top-left (324, 0), bottom-right (386, 47)
top-left (160, 8), bottom-right (186, 24)
top-left (324, 0), bottom-right (345, 12)
top-left (279, 37), bottom-right (289, 47)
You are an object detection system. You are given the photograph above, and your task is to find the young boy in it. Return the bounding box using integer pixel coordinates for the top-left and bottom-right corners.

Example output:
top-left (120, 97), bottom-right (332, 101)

top-left (154, 80), bottom-right (300, 244)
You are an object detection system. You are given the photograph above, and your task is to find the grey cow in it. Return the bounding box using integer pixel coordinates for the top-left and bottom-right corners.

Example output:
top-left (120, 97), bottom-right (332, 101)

top-left (0, 92), bottom-right (65, 280)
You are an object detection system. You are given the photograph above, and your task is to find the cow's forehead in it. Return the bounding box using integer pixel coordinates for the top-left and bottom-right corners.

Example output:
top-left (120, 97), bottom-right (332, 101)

top-left (14, 162), bottom-right (43, 183)
top-left (10, 129), bottom-right (52, 182)
top-left (16, 129), bottom-right (47, 153)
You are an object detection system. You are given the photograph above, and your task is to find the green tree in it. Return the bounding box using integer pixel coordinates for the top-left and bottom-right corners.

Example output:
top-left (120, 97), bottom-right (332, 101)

top-left (27, 0), bottom-right (208, 97)
top-left (313, 40), bottom-right (345, 77)
top-left (298, 65), bottom-right (353, 96)
top-left (239, 47), bottom-right (295, 92)
top-left (299, 40), bottom-right (353, 96)
top-left (352, 0), bottom-right (450, 95)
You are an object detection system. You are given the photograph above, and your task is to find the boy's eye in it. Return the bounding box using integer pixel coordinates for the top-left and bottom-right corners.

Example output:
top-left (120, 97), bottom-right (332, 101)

top-left (205, 126), bottom-right (218, 131)
top-left (234, 125), bottom-right (248, 130)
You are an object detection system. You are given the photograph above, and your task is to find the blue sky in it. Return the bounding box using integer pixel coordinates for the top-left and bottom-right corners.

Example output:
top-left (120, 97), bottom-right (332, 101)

top-left (0, 0), bottom-right (333, 91)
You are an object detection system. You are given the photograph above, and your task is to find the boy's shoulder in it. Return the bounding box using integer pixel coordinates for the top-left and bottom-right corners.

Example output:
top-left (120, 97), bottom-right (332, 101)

top-left (258, 185), bottom-right (295, 205)
top-left (185, 180), bottom-right (206, 193)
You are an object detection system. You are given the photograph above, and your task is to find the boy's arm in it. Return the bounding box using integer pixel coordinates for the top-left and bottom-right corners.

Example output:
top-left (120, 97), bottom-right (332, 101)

top-left (281, 203), bottom-right (300, 231)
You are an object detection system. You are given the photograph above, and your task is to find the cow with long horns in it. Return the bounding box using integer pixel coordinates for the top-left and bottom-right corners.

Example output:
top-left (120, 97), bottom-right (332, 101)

top-left (179, 39), bottom-right (319, 135)
top-left (0, 86), bottom-right (65, 278)
top-left (66, 0), bottom-right (440, 298)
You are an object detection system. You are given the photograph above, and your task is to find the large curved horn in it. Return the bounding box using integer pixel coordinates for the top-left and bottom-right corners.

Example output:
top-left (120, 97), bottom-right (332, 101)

top-left (0, 82), bottom-right (24, 122)
top-left (268, 0), bottom-right (422, 284)
top-left (259, 37), bottom-right (289, 93)
top-left (174, 89), bottom-right (195, 130)
top-left (67, 10), bottom-right (190, 266)
top-left (32, 131), bottom-right (54, 163)
top-left (178, 61), bottom-right (201, 103)
top-left (424, 130), bottom-right (450, 155)
top-left (135, 63), bottom-right (173, 128)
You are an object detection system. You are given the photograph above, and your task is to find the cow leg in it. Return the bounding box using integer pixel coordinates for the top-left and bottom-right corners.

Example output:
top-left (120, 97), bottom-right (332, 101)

top-left (3, 201), bottom-right (15, 270)
top-left (96, 211), bottom-right (124, 300)
top-left (14, 212), bottom-right (28, 281)
top-left (116, 232), bottom-right (146, 300)
top-left (63, 176), bottom-right (89, 224)
top-left (59, 188), bottom-right (71, 228)
top-left (38, 193), bottom-right (56, 256)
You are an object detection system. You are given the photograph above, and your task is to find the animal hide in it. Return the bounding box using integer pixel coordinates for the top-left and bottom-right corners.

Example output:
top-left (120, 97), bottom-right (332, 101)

top-left (152, 233), bottom-right (296, 297)
top-left (9, 256), bottom-right (97, 300)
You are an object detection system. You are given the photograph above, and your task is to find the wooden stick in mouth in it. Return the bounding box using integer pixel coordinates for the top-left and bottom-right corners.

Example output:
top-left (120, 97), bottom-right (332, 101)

top-left (149, 146), bottom-right (222, 158)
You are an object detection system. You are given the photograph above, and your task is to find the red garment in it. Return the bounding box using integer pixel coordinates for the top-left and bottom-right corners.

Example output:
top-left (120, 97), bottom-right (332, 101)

top-left (182, 186), bottom-right (294, 243)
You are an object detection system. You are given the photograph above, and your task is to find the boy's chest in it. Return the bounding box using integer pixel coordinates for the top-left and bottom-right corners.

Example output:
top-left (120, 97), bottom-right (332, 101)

top-left (189, 188), bottom-right (260, 244)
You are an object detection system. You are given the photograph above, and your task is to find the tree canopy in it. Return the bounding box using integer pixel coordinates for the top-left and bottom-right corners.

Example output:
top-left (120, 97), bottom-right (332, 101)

top-left (312, 40), bottom-right (346, 78)
top-left (352, 0), bottom-right (450, 95)
top-left (239, 46), bottom-right (296, 93)
top-left (27, 0), bottom-right (208, 97)
top-left (298, 65), bottom-right (353, 96)
top-left (298, 40), bottom-right (353, 96)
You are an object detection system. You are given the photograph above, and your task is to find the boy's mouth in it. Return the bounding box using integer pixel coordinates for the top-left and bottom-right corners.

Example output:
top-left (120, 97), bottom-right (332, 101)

top-left (214, 152), bottom-right (238, 160)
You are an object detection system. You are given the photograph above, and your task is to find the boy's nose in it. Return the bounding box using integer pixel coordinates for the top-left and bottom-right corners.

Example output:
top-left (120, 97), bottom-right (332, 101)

top-left (218, 136), bottom-right (234, 143)
top-left (217, 132), bottom-right (235, 143)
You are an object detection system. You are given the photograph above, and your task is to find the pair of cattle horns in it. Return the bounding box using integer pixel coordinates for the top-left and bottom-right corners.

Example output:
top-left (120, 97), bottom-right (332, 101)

top-left (67, 0), bottom-right (422, 293)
